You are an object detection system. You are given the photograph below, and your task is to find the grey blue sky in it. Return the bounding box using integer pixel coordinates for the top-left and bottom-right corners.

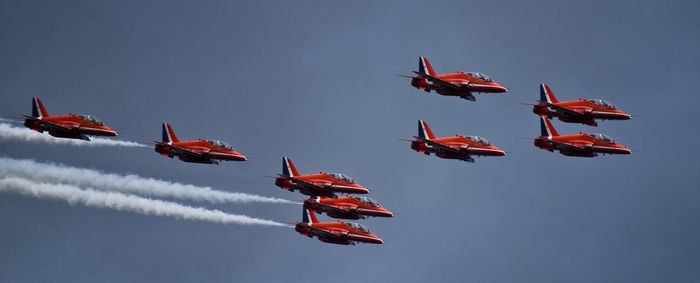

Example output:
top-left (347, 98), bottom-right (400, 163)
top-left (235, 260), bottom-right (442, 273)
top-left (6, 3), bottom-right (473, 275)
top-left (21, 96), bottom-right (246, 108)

top-left (1, 1), bottom-right (699, 282)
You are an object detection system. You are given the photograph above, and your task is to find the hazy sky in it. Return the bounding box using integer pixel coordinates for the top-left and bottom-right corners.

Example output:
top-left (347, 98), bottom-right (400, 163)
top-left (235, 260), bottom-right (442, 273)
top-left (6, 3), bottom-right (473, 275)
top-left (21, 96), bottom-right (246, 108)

top-left (1, 1), bottom-right (699, 282)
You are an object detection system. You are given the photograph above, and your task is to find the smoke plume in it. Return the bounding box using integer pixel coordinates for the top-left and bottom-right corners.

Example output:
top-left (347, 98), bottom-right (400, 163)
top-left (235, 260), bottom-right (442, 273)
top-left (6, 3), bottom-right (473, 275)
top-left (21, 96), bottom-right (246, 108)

top-left (0, 157), bottom-right (292, 204)
top-left (0, 177), bottom-right (289, 227)
top-left (0, 123), bottom-right (147, 147)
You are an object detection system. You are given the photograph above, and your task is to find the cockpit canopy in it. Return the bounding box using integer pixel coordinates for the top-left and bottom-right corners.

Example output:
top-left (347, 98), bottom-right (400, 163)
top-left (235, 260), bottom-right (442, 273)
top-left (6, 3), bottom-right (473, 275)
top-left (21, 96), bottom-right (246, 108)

top-left (588, 99), bottom-right (616, 109)
top-left (346, 222), bottom-right (370, 233)
top-left (465, 135), bottom-right (491, 146)
top-left (354, 196), bottom-right (380, 207)
top-left (77, 114), bottom-right (104, 125)
top-left (328, 173), bottom-right (355, 184)
top-left (466, 72), bottom-right (492, 82)
top-left (207, 140), bottom-right (234, 150)
top-left (588, 133), bottom-right (616, 144)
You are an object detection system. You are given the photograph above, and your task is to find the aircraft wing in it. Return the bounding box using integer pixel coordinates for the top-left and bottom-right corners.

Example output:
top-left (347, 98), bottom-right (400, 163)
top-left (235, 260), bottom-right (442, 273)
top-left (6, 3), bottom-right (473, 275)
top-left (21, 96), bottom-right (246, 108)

top-left (413, 71), bottom-right (463, 91)
top-left (309, 226), bottom-right (346, 239)
top-left (416, 137), bottom-right (461, 153)
top-left (163, 144), bottom-right (208, 158)
top-left (320, 203), bottom-right (357, 214)
top-left (28, 117), bottom-right (76, 134)
top-left (548, 139), bottom-right (590, 152)
top-left (545, 103), bottom-right (588, 118)
top-left (415, 137), bottom-right (475, 162)
top-left (287, 177), bottom-right (330, 192)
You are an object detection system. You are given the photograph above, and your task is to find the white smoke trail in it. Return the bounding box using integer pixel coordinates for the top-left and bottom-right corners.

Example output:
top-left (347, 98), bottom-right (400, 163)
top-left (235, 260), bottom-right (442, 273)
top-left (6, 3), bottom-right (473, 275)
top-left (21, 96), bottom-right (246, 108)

top-left (0, 177), bottom-right (289, 227)
top-left (0, 157), bottom-right (292, 204)
top-left (0, 123), bottom-right (147, 147)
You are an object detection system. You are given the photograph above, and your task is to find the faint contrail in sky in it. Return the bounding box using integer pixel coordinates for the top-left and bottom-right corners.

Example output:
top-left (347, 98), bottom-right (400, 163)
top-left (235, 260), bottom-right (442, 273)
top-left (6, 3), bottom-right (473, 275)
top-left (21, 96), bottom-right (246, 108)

top-left (0, 177), bottom-right (290, 227)
top-left (0, 123), bottom-right (147, 147)
top-left (316, 56), bottom-right (405, 71)
top-left (267, 50), bottom-right (405, 71)
top-left (0, 158), bottom-right (292, 204)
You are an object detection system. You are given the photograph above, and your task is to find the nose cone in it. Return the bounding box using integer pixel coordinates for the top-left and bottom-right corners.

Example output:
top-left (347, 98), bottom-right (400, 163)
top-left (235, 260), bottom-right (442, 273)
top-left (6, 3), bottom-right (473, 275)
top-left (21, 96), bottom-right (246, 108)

top-left (618, 146), bottom-right (632, 154)
top-left (378, 208), bottom-right (394, 217)
top-left (357, 186), bottom-right (370, 194)
top-left (231, 151), bottom-right (247, 161)
top-left (496, 84), bottom-right (508, 93)
top-left (366, 234), bottom-right (384, 244)
top-left (104, 127), bottom-right (118, 136)
top-left (490, 146), bottom-right (506, 156)
top-left (348, 184), bottom-right (370, 194)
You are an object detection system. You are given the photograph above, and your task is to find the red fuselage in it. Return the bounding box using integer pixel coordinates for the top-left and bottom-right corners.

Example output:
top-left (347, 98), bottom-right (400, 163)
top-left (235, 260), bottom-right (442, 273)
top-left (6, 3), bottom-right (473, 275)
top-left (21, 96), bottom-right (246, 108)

top-left (275, 173), bottom-right (369, 197)
top-left (411, 73), bottom-right (507, 98)
top-left (534, 134), bottom-right (631, 157)
top-left (533, 100), bottom-right (631, 127)
top-left (155, 140), bottom-right (247, 164)
top-left (304, 197), bottom-right (393, 220)
top-left (411, 136), bottom-right (505, 161)
top-left (295, 222), bottom-right (383, 245)
top-left (24, 115), bottom-right (117, 139)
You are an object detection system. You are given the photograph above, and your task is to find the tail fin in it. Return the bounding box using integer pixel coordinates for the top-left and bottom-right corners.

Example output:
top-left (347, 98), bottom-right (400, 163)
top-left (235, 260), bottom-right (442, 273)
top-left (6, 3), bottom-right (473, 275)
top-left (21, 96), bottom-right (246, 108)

top-left (539, 84), bottom-right (559, 104)
top-left (302, 207), bottom-right (319, 224)
top-left (162, 122), bottom-right (180, 143)
top-left (418, 120), bottom-right (436, 140)
top-left (418, 57), bottom-right (437, 76)
top-left (282, 157), bottom-right (301, 177)
top-left (31, 97), bottom-right (49, 118)
top-left (539, 116), bottom-right (559, 138)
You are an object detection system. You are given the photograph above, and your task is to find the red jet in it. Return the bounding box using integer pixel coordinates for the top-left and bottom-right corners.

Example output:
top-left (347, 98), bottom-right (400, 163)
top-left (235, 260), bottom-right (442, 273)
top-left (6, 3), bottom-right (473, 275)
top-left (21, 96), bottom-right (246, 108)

top-left (535, 116), bottom-right (631, 157)
top-left (410, 120), bottom-right (505, 163)
top-left (407, 57), bottom-right (507, 101)
top-left (295, 208), bottom-right (383, 245)
top-left (154, 123), bottom-right (247, 164)
top-left (533, 84), bottom-right (631, 127)
top-left (304, 196), bottom-right (393, 220)
top-left (23, 97), bottom-right (118, 140)
top-left (275, 157), bottom-right (369, 197)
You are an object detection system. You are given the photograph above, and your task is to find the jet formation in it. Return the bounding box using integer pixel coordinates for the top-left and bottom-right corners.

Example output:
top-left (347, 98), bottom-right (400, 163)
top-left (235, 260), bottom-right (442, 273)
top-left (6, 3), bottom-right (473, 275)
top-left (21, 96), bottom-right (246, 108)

top-left (526, 83), bottom-right (631, 157)
top-left (295, 208), bottom-right (384, 245)
top-left (14, 56), bottom-right (634, 246)
top-left (403, 58), bottom-right (632, 160)
top-left (275, 157), bottom-right (393, 245)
